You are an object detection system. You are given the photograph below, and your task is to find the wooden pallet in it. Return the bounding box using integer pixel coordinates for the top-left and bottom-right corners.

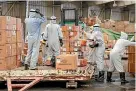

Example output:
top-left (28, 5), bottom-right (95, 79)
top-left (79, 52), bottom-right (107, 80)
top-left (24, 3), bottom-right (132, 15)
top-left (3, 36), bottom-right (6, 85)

top-left (0, 65), bottom-right (94, 90)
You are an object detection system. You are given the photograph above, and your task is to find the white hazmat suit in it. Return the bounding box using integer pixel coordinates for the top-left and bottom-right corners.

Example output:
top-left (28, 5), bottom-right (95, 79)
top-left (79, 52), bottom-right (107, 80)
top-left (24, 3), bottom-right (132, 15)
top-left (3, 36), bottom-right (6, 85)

top-left (91, 24), bottom-right (105, 71)
top-left (107, 32), bottom-right (135, 83)
top-left (43, 16), bottom-right (63, 67)
top-left (109, 32), bottom-right (135, 72)
top-left (24, 9), bottom-right (46, 70)
top-left (87, 24), bottom-right (105, 82)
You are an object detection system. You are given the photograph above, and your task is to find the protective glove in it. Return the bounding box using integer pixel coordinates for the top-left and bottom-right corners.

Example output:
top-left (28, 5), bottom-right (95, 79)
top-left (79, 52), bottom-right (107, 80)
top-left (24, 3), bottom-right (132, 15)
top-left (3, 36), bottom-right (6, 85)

top-left (59, 39), bottom-right (63, 47)
top-left (89, 44), bottom-right (94, 48)
top-left (94, 43), bottom-right (99, 47)
top-left (42, 39), bottom-right (46, 45)
top-left (35, 9), bottom-right (44, 17)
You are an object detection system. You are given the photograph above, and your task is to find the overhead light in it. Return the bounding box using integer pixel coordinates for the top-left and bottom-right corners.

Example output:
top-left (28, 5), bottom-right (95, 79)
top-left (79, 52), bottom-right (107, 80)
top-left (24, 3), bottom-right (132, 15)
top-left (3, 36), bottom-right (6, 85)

top-left (113, 1), bottom-right (117, 7)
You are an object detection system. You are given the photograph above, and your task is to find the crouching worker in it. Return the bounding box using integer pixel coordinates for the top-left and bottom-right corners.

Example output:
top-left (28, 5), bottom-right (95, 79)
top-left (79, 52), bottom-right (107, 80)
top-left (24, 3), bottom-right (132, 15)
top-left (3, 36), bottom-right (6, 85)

top-left (42, 16), bottom-right (63, 67)
top-left (107, 32), bottom-right (135, 84)
top-left (24, 9), bottom-right (46, 70)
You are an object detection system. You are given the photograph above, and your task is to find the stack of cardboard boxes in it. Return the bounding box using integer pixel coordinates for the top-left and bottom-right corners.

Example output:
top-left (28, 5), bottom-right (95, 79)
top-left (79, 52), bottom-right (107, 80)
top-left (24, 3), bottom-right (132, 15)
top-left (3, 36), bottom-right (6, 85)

top-left (56, 26), bottom-right (88, 70)
top-left (100, 20), bottom-right (134, 33)
top-left (0, 16), bottom-right (23, 70)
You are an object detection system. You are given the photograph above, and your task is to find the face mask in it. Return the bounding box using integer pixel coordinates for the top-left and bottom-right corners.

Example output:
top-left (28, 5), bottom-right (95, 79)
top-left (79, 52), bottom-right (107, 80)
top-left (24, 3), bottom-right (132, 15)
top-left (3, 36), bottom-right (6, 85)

top-left (50, 20), bottom-right (56, 23)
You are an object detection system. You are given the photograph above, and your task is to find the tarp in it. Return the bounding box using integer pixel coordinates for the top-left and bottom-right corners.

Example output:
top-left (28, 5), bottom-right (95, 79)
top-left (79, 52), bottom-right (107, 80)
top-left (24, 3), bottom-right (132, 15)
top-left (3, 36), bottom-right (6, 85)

top-left (101, 28), bottom-right (134, 40)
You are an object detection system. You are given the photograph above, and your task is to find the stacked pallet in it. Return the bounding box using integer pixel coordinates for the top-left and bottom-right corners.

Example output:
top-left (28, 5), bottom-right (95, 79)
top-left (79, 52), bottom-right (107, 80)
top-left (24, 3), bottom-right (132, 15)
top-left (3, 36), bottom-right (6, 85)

top-left (0, 16), bottom-right (23, 70)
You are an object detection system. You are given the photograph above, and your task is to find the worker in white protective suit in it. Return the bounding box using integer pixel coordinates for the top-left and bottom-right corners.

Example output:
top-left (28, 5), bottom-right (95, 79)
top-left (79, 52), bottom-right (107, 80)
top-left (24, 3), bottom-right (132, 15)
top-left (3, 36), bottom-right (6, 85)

top-left (42, 16), bottom-right (63, 67)
top-left (24, 9), bottom-right (46, 70)
top-left (90, 24), bottom-right (105, 82)
top-left (107, 32), bottom-right (136, 84)
top-left (82, 24), bottom-right (105, 82)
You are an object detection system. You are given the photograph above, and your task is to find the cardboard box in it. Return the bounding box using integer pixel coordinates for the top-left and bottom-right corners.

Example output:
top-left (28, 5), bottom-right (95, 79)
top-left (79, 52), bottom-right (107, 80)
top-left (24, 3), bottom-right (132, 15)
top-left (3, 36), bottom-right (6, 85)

top-left (69, 31), bottom-right (77, 37)
top-left (16, 18), bottom-right (22, 30)
top-left (61, 26), bottom-right (68, 32)
top-left (56, 54), bottom-right (78, 70)
top-left (16, 31), bottom-right (22, 42)
top-left (103, 33), bottom-right (109, 41)
top-left (10, 56), bottom-right (17, 69)
top-left (0, 45), bottom-right (12, 58)
top-left (0, 58), bottom-right (9, 70)
top-left (11, 17), bottom-right (16, 25)
top-left (0, 30), bottom-right (12, 45)
top-left (115, 21), bottom-right (125, 32)
top-left (16, 43), bottom-right (23, 55)
top-left (11, 43), bottom-right (16, 56)
top-left (62, 31), bottom-right (69, 39)
top-left (16, 54), bottom-right (22, 67)
top-left (72, 26), bottom-right (80, 32)
top-left (11, 30), bottom-right (16, 43)
top-left (125, 23), bottom-right (135, 33)
top-left (0, 16), bottom-right (11, 30)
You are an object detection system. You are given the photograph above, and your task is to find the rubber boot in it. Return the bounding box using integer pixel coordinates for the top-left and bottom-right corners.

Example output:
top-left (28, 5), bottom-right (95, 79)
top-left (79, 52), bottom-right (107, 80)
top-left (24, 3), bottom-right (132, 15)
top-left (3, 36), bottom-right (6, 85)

top-left (120, 72), bottom-right (129, 84)
top-left (97, 71), bottom-right (105, 82)
top-left (106, 72), bottom-right (115, 82)
top-left (51, 56), bottom-right (56, 67)
top-left (24, 64), bottom-right (29, 70)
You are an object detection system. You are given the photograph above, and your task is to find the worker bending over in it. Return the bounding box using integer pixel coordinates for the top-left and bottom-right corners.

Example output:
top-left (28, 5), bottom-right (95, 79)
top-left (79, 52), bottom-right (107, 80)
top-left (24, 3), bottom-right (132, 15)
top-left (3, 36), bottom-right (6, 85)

top-left (107, 32), bottom-right (135, 84)
top-left (24, 9), bottom-right (46, 70)
top-left (42, 16), bottom-right (63, 67)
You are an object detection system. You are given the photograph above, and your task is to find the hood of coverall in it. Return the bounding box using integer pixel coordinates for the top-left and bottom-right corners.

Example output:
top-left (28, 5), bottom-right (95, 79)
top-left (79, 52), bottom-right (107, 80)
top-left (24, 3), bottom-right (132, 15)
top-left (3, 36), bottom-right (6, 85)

top-left (50, 16), bottom-right (56, 24)
top-left (29, 9), bottom-right (41, 18)
top-left (120, 31), bottom-right (128, 40)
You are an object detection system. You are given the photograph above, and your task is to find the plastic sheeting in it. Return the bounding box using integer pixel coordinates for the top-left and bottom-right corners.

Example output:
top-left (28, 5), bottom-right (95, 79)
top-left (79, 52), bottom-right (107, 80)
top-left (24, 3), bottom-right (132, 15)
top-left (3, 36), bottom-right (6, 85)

top-left (101, 28), bottom-right (134, 40)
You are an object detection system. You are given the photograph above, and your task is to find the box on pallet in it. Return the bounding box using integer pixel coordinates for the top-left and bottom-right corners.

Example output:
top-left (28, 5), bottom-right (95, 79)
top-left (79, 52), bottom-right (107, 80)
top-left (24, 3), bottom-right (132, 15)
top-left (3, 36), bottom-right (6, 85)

top-left (56, 54), bottom-right (78, 70)
top-left (17, 31), bottom-right (22, 42)
top-left (16, 18), bottom-right (22, 30)
top-left (16, 43), bottom-right (23, 55)
top-left (16, 54), bottom-right (22, 67)
top-left (11, 43), bottom-right (16, 56)
top-left (62, 31), bottom-right (69, 39)
top-left (11, 30), bottom-right (17, 43)
top-left (0, 16), bottom-right (11, 30)
top-left (0, 45), bottom-right (12, 58)
top-left (0, 58), bottom-right (9, 70)
top-left (69, 31), bottom-right (78, 37)
top-left (9, 56), bottom-right (17, 69)
top-left (61, 26), bottom-right (68, 32)
top-left (0, 56), bottom-right (16, 70)
top-left (0, 30), bottom-right (12, 44)
top-left (11, 17), bottom-right (17, 25)
top-left (125, 24), bottom-right (135, 33)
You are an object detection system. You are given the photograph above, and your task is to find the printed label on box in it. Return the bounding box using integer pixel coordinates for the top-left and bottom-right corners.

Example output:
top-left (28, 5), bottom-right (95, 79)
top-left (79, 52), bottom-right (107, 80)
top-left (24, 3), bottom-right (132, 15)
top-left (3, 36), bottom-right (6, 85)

top-left (12, 25), bottom-right (16, 30)
top-left (74, 48), bottom-right (78, 51)
top-left (70, 32), bottom-right (73, 36)
top-left (63, 48), bottom-right (66, 51)
top-left (57, 58), bottom-right (61, 63)
top-left (7, 16), bottom-right (10, 21)
top-left (12, 31), bottom-right (16, 35)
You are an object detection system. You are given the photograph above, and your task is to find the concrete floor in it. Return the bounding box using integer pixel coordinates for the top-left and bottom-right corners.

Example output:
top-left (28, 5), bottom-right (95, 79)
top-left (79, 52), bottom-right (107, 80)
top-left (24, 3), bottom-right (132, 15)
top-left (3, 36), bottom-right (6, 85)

top-left (0, 60), bottom-right (135, 91)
